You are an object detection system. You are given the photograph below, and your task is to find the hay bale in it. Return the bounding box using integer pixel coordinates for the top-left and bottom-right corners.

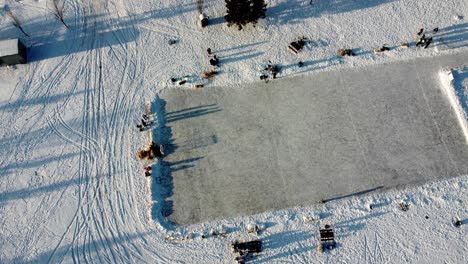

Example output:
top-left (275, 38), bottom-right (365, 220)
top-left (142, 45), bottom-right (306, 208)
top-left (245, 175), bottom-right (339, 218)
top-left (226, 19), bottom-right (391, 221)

top-left (202, 70), bottom-right (217, 78)
top-left (317, 243), bottom-right (323, 254)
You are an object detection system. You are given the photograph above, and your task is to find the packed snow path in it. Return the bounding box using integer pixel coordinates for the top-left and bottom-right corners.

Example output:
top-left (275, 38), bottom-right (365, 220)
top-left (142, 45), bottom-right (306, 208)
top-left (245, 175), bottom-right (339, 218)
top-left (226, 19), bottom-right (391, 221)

top-left (158, 51), bottom-right (468, 225)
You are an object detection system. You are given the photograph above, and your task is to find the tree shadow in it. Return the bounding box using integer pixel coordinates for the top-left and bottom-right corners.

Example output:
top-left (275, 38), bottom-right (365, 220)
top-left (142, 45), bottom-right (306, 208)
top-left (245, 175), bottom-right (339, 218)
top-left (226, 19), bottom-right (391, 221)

top-left (151, 96), bottom-right (221, 229)
top-left (1, 1), bottom-right (198, 62)
top-left (28, 27), bottom-right (140, 62)
top-left (0, 152), bottom-right (79, 177)
top-left (268, 0), bottom-right (395, 25)
top-left (149, 96), bottom-right (220, 228)
top-left (451, 66), bottom-right (468, 115)
top-left (0, 170), bottom-right (84, 203)
top-left (149, 95), bottom-right (176, 228)
top-left (0, 89), bottom-right (86, 111)
top-left (370, 199), bottom-right (392, 209)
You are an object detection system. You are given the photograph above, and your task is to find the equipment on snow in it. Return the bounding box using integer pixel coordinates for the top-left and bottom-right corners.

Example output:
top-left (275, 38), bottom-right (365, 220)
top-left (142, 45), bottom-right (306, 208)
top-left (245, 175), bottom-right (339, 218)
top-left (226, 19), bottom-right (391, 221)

top-left (231, 240), bottom-right (262, 255)
top-left (338, 48), bottom-right (355, 57)
top-left (288, 37), bottom-right (308, 54)
top-left (319, 224), bottom-right (336, 251)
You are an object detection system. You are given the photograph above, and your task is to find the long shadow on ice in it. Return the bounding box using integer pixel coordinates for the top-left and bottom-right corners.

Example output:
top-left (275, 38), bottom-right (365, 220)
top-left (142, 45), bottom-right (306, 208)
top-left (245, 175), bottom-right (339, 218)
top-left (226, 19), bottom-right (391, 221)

top-left (149, 96), bottom-right (220, 227)
top-left (322, 186), bottom-right (385, 203)
top-left (165, 104), bottom-right (222, 123)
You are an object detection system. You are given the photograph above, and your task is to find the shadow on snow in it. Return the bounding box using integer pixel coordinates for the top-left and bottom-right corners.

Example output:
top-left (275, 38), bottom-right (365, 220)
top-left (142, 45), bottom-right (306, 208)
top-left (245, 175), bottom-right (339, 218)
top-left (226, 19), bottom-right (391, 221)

top-left (149, 95), bottom-right (221, 228)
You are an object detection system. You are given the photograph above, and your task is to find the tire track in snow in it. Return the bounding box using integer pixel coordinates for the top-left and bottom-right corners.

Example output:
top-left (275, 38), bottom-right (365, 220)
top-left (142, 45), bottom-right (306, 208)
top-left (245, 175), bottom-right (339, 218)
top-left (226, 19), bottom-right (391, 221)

top-left (8, 0), bottom-right (188, 262)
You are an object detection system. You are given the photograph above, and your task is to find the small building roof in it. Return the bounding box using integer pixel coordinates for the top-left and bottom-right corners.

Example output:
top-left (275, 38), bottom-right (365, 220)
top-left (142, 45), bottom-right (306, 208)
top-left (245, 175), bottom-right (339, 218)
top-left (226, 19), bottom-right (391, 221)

top-left (0, 39), bottom-right (20, 57)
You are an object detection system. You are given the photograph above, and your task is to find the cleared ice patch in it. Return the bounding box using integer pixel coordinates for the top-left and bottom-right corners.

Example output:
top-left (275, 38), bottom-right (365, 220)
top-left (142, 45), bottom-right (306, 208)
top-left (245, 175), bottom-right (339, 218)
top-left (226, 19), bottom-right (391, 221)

top-left (439, 67), bottom-right (468, 144)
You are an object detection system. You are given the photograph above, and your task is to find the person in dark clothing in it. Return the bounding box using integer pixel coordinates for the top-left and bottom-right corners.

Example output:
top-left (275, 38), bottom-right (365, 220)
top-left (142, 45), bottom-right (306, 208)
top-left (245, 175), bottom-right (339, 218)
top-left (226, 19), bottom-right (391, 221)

top-left (209, 55), bottom-right (219, 66)
top-left (144, 166), bottom-right (152, 177)
top-left (379, 45), bottom-right (390, 52)
top-left (416, 34), bottom-right (426, 47)
top-left (207, 48), bottom-right (212, 55)
top-left (424, 37), bottom-right (433, 49)
top-left (417, 28), bottom-right (424, 36)
top-left (433, 27), bottom-right (439, 33)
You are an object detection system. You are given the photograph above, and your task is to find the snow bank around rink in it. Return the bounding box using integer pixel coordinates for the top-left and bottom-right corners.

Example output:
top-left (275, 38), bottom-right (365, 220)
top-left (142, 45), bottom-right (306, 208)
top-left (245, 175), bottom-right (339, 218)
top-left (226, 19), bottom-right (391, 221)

top-left (439, 67), bottom-right (468, 144)
top-left (166, 175), bottom-right (467, 263)
top-left (0, 0), bottom-right (467, 263)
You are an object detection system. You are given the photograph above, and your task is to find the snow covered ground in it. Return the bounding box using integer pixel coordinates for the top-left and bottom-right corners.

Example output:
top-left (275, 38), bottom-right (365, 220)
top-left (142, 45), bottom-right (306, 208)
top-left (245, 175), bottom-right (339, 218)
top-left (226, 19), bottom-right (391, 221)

top-left (0, 0), bottom-right (467, 263)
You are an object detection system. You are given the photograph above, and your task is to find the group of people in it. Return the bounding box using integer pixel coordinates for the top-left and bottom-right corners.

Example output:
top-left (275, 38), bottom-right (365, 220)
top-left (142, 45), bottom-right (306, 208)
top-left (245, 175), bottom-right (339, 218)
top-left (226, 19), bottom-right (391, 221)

top-left (207, 48), bottom-right (219, 66)
top-left (136, 113), bottom-right (153, 132)
top-left (135, 112), bottom-right (162, 177)
top-left (260, 61), bottom-right (280, 82)
top-left (416, 27), bottom-right (438, 48)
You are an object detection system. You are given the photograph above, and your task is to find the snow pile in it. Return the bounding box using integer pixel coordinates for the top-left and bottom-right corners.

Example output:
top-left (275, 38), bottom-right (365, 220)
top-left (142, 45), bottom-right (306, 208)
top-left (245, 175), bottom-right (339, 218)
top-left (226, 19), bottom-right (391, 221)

top-left (439, 67), bottom-right (468, 143)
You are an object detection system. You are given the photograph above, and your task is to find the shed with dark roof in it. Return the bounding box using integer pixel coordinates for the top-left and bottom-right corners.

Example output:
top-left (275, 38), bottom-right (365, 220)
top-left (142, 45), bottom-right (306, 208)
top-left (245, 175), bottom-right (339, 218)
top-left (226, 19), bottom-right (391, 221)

top-left (0, 39), bottom-right (27, 66)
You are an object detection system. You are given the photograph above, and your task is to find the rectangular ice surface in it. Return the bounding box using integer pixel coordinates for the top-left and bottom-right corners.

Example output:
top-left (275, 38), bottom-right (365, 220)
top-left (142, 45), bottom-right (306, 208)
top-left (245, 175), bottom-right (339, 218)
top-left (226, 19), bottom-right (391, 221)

top-left (158, 52), bottom-right (468, 225)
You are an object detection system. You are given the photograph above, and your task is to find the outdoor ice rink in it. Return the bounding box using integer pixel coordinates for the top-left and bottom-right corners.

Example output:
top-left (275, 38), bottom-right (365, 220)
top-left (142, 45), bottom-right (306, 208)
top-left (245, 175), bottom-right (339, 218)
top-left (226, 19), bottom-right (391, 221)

top-left (157, 52), bottom-right (468, 225)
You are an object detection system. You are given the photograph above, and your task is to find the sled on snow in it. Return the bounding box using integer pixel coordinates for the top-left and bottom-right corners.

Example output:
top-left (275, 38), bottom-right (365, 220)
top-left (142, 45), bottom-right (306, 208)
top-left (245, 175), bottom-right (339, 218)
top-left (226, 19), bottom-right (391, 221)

top-left (288, 37), bottom-right (308, 54)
